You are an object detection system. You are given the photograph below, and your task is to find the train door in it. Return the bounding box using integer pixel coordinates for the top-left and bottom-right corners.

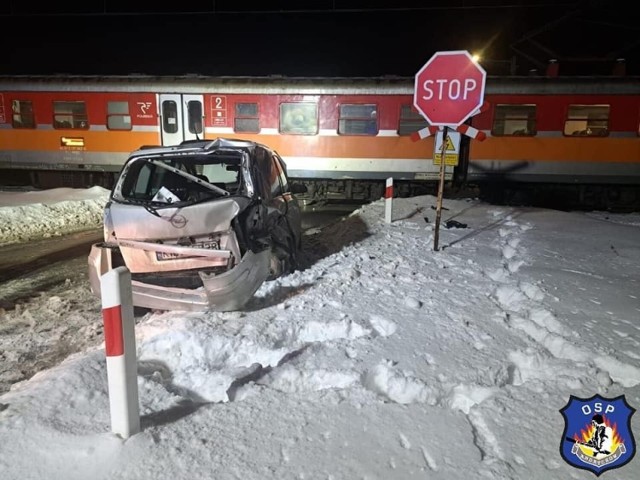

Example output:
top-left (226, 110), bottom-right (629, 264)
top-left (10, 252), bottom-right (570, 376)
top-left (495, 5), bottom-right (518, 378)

top-left (158, 94), bottom-right (204, 146)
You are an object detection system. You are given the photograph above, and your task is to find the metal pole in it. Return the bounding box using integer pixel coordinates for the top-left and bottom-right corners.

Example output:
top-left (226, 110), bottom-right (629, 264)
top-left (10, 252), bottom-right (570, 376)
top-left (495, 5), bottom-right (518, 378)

top-left (433, 125), bottom-right (448, 251)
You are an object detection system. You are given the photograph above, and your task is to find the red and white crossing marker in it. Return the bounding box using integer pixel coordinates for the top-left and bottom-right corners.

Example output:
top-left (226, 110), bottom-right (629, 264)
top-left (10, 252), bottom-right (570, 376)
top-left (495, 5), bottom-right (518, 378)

top-left (385, 177), bottom-right (393, 223)
top-left (101, 266), bottom-right (140, 439)
top-left (411, 123), bottom-right (486, 141)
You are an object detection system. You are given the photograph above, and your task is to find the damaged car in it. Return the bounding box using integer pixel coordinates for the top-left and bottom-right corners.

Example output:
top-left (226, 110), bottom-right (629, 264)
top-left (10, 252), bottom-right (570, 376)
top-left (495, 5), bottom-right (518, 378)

top-left (88, 138), bottom-right (307, 312)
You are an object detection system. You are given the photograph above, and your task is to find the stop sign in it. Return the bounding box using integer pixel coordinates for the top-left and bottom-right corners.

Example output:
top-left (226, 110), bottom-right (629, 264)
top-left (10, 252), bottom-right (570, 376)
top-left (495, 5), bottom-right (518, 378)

top-left (414, 50), bottom-right (486, 127)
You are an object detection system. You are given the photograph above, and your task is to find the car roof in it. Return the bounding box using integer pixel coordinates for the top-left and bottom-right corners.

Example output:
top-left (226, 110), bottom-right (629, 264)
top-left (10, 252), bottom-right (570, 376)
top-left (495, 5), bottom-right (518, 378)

top-left (128, 137), bottom-right (273, 159)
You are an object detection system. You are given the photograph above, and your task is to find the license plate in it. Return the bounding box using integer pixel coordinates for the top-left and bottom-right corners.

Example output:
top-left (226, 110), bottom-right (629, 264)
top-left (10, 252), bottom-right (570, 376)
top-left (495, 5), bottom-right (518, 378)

top-left (155, 240), bottom-right (220, 261)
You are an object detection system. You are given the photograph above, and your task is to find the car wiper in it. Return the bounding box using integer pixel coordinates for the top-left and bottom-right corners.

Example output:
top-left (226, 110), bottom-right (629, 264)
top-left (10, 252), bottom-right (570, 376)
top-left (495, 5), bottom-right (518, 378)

top-left (119, 197), bottom-right (171, 216)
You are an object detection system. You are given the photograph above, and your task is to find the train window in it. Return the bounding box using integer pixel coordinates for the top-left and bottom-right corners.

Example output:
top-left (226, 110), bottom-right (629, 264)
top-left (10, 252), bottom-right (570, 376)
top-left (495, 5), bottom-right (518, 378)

top-left (398, 105), bottom-right (428, 135)
top-left (492, 105), bottom-right (537, 136)
top-left (279, 103), bottom-right (318, 135)
top-left (162, 100), bottom-right (179, 134)
top-left (564, 105), bottom-right (610, 137)
top-left (107, 101), bottom-right (132, 131)
top-left (11, 100), bottom-right (35, 129)
top-left (187, 100), bottom-right (203, 135)
top-left (53, 101), bottom-right (88, 129)
top-left (234, 102), bottom-right (259, 133)
top-left (338, 104), bottom-right (378, 135)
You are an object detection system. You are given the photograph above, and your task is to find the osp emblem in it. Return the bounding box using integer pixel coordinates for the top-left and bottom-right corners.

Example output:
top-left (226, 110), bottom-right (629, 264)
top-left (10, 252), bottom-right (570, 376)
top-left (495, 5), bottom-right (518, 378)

top-left (560, 394), bottom-right (636, 476)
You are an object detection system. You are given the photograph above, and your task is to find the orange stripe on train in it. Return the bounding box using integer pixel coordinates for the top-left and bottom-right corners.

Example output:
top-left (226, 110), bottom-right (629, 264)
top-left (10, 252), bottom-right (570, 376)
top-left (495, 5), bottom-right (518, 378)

top-left (471, 137), bottom-right (639, 163)
top-left (1, 130), bottom-right (160, 152)
top-left (2, 131), bottom-right (637, 164)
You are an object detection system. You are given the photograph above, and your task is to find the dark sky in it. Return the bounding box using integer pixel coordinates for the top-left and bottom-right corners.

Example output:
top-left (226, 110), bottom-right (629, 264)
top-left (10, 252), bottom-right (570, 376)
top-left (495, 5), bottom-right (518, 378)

top-left (4, 1), bottom-right (639, 77)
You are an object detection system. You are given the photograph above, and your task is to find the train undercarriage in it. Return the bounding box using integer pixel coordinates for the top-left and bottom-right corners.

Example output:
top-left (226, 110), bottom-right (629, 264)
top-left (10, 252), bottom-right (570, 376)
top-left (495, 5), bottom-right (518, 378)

top-left (293, 178), bottom-right (639, 212)
top-left (1, 168), bottom-right (638, 212)
top-left (292, 178), bottom-right (438, 204)
top-left (0, 168), bottom-right (118, 190)
top-left (476, 182), bottom-right (640, 212)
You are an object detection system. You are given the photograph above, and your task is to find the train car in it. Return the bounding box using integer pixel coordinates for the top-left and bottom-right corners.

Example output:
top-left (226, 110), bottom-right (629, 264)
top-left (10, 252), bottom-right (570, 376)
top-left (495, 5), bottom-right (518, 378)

top-left (468, 76), bottom-right (640, 208)
top-left (0, 74), bottom-right (639, 208)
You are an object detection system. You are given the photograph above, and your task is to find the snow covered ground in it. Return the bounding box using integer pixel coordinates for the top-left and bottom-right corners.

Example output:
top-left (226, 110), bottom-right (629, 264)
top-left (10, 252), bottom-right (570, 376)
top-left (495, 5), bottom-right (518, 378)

top-left (0, 186), bottom-right (109, 246)
top-left (1, 187), bottom-right (639, 480)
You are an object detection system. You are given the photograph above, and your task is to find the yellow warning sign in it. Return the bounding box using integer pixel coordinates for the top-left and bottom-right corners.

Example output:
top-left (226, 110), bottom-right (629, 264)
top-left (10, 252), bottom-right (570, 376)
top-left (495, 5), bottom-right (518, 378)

top-left (443, 135), bottom-right (455, 150)
top-left (433, 131), bottom-right (461, 166)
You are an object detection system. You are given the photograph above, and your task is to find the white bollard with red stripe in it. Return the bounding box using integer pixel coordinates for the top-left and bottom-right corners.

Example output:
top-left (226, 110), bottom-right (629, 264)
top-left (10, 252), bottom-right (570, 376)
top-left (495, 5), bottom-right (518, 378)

top-left (101, 266), bottom-right (140, 439)
top-left (385, 177), bottom-right (393, 223)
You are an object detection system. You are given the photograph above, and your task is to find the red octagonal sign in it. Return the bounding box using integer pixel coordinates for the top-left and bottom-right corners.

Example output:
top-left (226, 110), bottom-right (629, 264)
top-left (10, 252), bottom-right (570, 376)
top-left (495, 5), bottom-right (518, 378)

top-left (414, 50), bottom-right (486, 127)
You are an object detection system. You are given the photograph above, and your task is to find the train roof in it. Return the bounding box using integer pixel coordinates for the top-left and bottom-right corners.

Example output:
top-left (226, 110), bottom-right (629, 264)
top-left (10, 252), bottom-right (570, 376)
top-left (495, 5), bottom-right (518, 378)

top-left (0, 74), bottom-right (638, 95)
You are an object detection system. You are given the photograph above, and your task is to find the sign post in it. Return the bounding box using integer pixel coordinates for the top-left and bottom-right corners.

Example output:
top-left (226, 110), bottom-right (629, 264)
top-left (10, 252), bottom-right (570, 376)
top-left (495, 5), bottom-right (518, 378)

top-left (413, 50), bottom-right (486, 251)
top-left (434, 126), bottom-right (448, 251)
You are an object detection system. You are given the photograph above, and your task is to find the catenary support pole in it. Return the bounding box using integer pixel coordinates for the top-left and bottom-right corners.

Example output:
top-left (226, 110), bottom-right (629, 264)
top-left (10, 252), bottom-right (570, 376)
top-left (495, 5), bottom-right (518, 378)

top-left (101, 266), bottom-right (140, 439)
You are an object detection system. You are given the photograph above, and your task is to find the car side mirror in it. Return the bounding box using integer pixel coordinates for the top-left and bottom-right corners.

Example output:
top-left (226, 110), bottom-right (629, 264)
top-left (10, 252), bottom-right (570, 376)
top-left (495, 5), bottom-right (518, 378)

top-left (290, 183), bottom-right (308, 194)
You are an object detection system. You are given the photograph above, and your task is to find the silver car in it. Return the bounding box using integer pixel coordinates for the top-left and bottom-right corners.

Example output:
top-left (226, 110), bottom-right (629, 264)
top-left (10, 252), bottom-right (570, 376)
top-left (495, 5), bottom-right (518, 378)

top-left (88, 138), bottom-right (306, 312)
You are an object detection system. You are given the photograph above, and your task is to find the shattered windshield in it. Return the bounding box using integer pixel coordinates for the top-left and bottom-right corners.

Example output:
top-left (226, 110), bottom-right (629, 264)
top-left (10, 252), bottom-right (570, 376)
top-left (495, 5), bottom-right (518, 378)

top-left (115, 154), bottom-right (245, 206)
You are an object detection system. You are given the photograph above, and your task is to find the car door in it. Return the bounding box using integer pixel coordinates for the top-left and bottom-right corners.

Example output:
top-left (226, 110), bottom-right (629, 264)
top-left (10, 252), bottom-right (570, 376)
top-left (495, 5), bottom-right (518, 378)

top-left (271, 152), bottom-right (302, 248)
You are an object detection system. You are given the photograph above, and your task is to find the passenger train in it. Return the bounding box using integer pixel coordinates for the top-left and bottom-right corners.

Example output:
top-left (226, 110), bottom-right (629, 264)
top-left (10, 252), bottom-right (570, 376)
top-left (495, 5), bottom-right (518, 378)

top-left (1, 73), bottom-right (638, 208)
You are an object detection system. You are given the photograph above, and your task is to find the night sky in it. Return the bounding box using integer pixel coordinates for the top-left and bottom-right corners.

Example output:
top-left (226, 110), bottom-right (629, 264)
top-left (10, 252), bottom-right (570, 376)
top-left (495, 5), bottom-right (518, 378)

top-left (4, 1), bottom-right (638, 77)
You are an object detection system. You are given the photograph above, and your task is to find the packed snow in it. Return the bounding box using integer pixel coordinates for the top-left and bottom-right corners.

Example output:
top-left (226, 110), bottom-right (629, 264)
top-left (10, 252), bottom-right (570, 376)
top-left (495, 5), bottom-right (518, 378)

top-left (1, 187), bottom-right (640, 480)
top-left (0, 186), bottom-right (109, 246)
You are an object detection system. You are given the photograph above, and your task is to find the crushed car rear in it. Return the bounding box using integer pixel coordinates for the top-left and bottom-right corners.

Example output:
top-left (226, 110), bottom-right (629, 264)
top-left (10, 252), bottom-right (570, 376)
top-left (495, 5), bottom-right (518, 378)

top-left (88, 138), bottom-right (305, 312)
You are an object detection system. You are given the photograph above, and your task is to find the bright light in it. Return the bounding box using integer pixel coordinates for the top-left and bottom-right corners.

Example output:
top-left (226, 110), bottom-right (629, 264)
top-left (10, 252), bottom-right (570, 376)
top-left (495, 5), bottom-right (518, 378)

top-left (61, 137), bottom-right (85, 147)
top-left (472, 54), bottom-right (481, 63)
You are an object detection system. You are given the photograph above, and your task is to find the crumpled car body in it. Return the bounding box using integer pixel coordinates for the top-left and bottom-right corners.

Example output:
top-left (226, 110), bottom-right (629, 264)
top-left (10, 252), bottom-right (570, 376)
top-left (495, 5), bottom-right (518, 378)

top-left (88, 138), bottom-right (305, 312)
